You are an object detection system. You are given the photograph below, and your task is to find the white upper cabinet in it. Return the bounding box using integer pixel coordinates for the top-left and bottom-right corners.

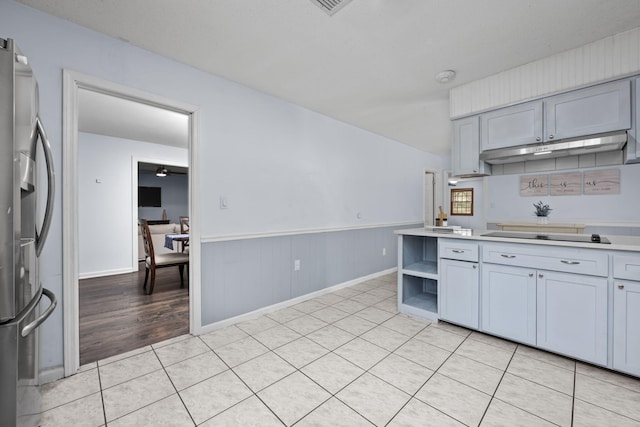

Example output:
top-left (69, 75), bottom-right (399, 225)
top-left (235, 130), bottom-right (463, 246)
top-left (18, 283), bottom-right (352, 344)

top-left (625, 77), bottom-right (639, 163)
top-left (480, 101), bottom-right (543, 151)
top-left (452, 115), bottom-right (490, 176)
top-left (545, 79), bottom-right (631, 141)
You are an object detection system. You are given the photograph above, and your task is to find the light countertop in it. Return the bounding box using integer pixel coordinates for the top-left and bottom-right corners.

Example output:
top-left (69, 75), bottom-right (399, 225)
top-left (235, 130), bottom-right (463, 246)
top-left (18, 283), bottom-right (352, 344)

top-left (395, 227), bottom-right (640, 252)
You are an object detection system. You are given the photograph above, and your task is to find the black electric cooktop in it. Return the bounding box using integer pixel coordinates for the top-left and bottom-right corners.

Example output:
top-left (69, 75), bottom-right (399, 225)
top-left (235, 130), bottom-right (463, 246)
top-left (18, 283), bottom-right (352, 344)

top-left (481, 231), bottom-right (611, 244)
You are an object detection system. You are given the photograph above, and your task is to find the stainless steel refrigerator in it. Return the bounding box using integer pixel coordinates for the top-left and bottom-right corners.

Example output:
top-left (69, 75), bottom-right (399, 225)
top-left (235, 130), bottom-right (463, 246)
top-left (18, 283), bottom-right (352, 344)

top-left (0, 38), bottom-right (57, 427)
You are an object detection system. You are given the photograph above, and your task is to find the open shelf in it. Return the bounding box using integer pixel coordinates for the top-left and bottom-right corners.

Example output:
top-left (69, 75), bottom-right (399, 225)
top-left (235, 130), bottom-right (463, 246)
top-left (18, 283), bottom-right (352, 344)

top-left (403, 261), bottom-right (438, 278)
top-left (401, 274), bottom-right (437, 314)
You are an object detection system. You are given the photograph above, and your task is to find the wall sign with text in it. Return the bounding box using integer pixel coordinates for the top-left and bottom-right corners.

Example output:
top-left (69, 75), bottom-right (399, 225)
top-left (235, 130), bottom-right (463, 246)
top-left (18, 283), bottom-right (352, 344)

top-left (584, 169), bottom-right (621, 195)
top-left (520, 174), bottom-right (548, 196)
top-left (520, 169), bottom-right (621, 197)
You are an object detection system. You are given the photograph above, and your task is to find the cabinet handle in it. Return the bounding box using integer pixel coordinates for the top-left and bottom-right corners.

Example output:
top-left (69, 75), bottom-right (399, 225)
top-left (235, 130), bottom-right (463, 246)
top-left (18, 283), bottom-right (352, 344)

top-left (500, 254), bottom-right (516, 258)
top-left (560, 260), bottom-right (580, 265)
top-left (539, 273), bottom-right (544, 278)
top-left (473, 265), bottom-right (477, 269)
top-left (529, 273), bottom-right (534, 277)
top-left (548, 134), bottom-right (554, 139)
top-left (452, 250), bottom-right (465, 253)
top-left (618, 284), bottom-right (625, 290)
top-left (473, 169), bottom-right (477, 173)
top-left (535, 137), bottom-right (541, 142)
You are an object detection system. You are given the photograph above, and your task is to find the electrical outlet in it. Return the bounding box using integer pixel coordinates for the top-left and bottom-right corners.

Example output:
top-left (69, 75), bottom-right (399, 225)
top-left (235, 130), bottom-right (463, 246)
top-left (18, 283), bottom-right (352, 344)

top-left (294, 259), bottom-right (301, 271)
top-left (382, 247), bottom-right (387, 256)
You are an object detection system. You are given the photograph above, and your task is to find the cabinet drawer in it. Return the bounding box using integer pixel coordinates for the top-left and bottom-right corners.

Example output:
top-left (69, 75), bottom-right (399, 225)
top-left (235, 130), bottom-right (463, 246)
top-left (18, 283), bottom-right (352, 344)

top-left (439, 239), bottom-right (478, 262)
top-left (613, 253), bottom-right (640, 281)
top-left (482, 243), bottom-right (608, 277)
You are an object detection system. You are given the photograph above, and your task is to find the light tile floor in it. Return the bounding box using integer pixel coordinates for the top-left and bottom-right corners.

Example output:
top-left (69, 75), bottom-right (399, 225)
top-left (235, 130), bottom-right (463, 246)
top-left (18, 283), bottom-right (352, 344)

top-left (40, 274), bottom-right (640, 426)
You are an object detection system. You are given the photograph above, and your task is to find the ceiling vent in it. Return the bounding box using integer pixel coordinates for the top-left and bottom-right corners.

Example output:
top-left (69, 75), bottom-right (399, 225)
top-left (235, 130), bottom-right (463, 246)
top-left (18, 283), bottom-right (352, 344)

top-left (310, 0), bottom-right (354, 16)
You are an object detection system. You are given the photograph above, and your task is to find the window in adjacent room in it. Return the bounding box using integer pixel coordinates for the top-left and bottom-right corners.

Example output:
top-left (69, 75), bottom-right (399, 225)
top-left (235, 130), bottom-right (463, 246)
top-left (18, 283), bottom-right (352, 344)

top-left (450, 188), bottom-right (474, 216)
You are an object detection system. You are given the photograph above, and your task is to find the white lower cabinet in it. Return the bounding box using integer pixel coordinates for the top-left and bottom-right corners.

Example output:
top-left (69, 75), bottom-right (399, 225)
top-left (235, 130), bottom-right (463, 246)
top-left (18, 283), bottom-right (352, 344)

top-left (439, 259), bottom-right (479, 329)
top-left (537, 271), bottom-right (608, 366)
top-left (613, 280), bottom-right (640, 376)
top-left (481, 264), bottom-right (536, 345)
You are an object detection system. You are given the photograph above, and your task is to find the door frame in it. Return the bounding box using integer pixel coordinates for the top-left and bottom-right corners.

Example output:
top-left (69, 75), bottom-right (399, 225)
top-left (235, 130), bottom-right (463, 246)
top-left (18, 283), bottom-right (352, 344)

top-left (62, 69), bottom-right (202, 376)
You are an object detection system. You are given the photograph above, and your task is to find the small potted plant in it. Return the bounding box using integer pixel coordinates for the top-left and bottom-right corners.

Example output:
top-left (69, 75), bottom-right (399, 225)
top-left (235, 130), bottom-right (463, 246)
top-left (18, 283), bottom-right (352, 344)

top-left (533, 200), bottom-right (552, 224)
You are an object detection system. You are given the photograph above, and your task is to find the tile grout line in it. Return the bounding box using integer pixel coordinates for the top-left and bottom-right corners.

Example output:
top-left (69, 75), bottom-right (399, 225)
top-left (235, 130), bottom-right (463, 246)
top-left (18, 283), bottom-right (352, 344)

top-left (571, 360), bottom-right (577, 426)
top-left (96, 362), bottom-right (108, 426)
top-left (476, 341), bottom-right (518, 426)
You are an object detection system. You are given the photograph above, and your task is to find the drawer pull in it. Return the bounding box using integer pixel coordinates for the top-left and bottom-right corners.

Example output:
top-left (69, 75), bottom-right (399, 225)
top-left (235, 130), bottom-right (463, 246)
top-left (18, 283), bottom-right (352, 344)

top-left (452, 250), bottom-right (465, 253)
top-left (529, 273), bottom-right (534, 277)
top-left (560, 260), bottom-right (580, 265)
top-left (618, 284), bottom-right (625, 290)
top-left (500, 254), bottom-right (516, 258)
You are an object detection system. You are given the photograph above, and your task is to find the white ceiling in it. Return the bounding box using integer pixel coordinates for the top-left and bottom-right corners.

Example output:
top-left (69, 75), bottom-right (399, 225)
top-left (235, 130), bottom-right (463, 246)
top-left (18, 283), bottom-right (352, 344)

top-left (19, 0), bottom-right (640, 156)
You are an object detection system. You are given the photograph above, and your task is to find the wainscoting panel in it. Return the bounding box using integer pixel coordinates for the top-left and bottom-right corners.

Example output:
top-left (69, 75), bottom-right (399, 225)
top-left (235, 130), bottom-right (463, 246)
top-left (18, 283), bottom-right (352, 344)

top-left (200, 223), bottom-right (420, 325)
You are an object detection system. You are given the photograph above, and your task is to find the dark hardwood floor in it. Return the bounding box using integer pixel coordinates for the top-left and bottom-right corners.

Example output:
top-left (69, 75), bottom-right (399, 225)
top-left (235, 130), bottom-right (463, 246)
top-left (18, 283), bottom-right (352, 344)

top-left (79, 263), bottom-right (189, 366)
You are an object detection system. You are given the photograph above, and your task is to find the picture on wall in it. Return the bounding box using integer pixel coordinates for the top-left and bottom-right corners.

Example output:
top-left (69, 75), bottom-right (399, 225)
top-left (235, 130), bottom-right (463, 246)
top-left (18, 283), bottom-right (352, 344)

top-left (550, 172), bottom-right (582, 196)
top-left (584, 169), bottom-right (621, 195)
top-left (520, 174), bottom-right (548, 196)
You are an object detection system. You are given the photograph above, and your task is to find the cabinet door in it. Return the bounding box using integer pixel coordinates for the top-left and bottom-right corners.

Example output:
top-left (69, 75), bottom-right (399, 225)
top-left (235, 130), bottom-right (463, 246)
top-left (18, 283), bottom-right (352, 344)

top-left (537, 271), bottom-right (608, 365)
top-left (481, 264), bottom-right (536, 345)
top-left (613, 280), bottom-right (640, 376)
top-left (480, 101), bottom-right (543, 151)
top-left (625, 77), bottom-right (639, 164)
top-left (545, 80), bottom-right (631, 141)
top-left (452, 116), bottom-right (489, 176)
top-left (439, 259), bottom-right (479, 329)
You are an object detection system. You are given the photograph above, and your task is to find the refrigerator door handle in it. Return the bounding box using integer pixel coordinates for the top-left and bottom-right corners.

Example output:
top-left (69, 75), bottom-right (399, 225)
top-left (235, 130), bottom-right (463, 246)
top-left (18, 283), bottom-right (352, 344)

top-left (21, 288), bottom-right (57, 337)
top-left (34, 116), bottom-right (55, 257)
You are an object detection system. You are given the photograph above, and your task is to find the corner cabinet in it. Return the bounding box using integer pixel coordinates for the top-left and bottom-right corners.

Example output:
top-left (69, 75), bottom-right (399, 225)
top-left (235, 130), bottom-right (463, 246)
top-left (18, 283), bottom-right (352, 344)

top-left (452, 116), bottom-right (490, 177)
top-left (397, 234), bottom-right (439, 321)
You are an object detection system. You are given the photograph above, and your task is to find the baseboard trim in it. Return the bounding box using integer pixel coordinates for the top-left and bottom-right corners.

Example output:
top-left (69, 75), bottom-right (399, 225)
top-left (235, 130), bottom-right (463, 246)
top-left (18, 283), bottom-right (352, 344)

top-left (40, 366), bottom-right (65, 384)
top-left (194, 267), bottom-right (397, 336)
top-left (79, 267), bottom-right (136, 280)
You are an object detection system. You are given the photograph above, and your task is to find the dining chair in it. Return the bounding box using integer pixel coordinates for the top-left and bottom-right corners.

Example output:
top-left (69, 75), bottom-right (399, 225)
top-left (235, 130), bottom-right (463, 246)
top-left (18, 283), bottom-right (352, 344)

top-left (179, 216), bottom-right (190, 252)
top-left (139, 219), bottom-right (189, 295)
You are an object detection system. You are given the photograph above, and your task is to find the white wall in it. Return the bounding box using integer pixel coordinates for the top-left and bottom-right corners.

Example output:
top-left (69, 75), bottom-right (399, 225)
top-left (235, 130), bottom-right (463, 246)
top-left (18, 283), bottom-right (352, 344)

top-left (485, 164), bottom-right (640, 225)
top-left (1, 2), bottom-right (445, 371)
top-left (78, 132), bottom-right (187, 277)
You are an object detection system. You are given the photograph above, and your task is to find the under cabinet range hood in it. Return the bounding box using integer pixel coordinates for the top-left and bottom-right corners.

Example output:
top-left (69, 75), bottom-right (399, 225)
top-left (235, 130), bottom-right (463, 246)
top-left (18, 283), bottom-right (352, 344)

top-left (479, 131), bottom-right (628, 164)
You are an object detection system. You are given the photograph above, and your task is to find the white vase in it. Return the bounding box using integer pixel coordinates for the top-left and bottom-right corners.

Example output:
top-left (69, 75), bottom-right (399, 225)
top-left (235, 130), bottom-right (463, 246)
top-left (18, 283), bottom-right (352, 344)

top-left (537, 216), bottom-right (548, 225)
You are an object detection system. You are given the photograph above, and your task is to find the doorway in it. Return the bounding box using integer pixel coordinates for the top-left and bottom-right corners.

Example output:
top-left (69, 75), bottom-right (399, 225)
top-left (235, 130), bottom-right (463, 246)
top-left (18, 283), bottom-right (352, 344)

top-left (63, 70), bottom-right (201, 375)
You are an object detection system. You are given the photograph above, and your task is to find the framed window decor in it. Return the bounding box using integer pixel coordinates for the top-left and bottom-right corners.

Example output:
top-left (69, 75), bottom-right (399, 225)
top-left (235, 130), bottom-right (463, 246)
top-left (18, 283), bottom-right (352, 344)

top-left (450, 188), bottom-right (474, 216)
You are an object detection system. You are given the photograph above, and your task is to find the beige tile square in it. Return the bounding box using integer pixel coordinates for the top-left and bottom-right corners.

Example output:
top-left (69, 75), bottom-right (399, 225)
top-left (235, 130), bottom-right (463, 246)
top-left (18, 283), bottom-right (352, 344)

top-left (235, 315), bottom-right (280, 335)
top-left (180, 370), bottom-right (252, 424)
top-left (369, 353), bottom-right (434, 395)
top-left (336, 373), bottom-right (411, 426)
top-left (233, 351), bottom-right (296, 392)
top-left (99, 350), bottom-right (163, 389)
top-left (516, 344), bottom-right (576, 371)
top-left (265, 306), bottom-right (305, 324)
top-left (201, 395), bottom-right (283, 426)
top-left (354, 306), bottom-right (396, 324)
top-left (414, 325), bottom-right (466, 351)
top-left (39, 392), bottom-right (104, 427)
top-left (361, 325), bottom-right (411, 351)
top-left (373, 297), bottom-right (399, 313)
top-left (575, 373), bottom-right (640, 421)
top-left (297, 397), bottom-right (374, 426)
top-left (350, 291), bottom-right (388, 306)
top-left (495, 373), bottom-right (572, 426)
top-left (455, 338), bottom-right (513, 370)
top-left (429, 321), bottom-right (471, 337)
top-left (214, 336), bottom-right (269, 367)
top-left (332, 287), bottom-right (362, 299)
top-left (165, 351), bottom-right (228, 391)
top-left (306, 325), bottom-right (356, 350)
top-left (108, 394), bottom-right (193, 427)
top-left (394, 338), bottom-right (451, 370)
top-left (366, 287), bottom-right (396, 299)
top-left (97, 346), bottom-right (152, 366)
top-left (381, 314), bottom-right (429, 337)
top-left (333, 315), bottom-right (377, 335)
top-left (415, 373), bottom-right (491, 426)
top-left (468, 331), bottom-right (517, 352)
top-left (258, 371), bottom-right (331, 426)
top-left (284, 314), bottom-right (329, 335)
top-left (199, 325), bottom-right (249, 350)
top-left (41, 368), bottom-right (101, 412)
top-left (154, 336), bottom-right (210, 367)
top-left (292, 299), bottom-right (328, 314)
top-left (573, 398), bottom-right (640, 427)
top-left (438, 354), bottom-right (503, 394)
top-left (151, 334), bottom-right (192, 349)
top-left (310, 306), bottom-right (350, 323)
top-left (274, 336), bottom-right (329, 368)
top-left (252, 324), bottom-right (302, 349)
top-left (482, 398), bottom-right (555, 426)
top-left (78, 362), bottom-right (97, 373)
top-left (507, 352), bottom-right (574, 395)
top-left (576, 362), bottom-right (640, 393)
top-left (102, 370), bottom-right (175, 422)
top-left (334, 337), bottom-right (390, 370)
top-left (388, 398), bottom-right (464, 426)
top-left (301, 352), bottom-right (365, 394)
top-left (332, 298), bottom-right (368, 314)
top-left (313, 293), bottom-right (345, 306)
